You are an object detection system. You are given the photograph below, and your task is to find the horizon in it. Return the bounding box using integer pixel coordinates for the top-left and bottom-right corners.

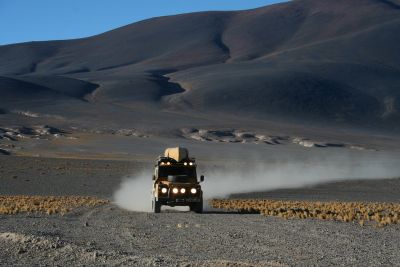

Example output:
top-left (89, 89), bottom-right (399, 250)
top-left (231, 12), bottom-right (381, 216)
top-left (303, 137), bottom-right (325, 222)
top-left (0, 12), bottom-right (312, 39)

top-left (0, 0), bottom-right (285, 46)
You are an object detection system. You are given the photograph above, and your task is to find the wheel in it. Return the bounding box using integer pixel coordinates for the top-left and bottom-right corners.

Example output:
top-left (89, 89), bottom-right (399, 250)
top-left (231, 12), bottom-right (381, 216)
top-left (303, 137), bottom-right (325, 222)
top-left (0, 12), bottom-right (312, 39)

top-left (152, 198), bottom-right (161, 213)
top-left (190, 200), bottom-right (203, 214)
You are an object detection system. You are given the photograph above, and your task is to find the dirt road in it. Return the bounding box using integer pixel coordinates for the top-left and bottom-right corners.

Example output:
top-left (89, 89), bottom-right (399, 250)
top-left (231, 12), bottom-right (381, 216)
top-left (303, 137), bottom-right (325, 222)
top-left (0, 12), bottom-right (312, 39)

top-left (1, 204), bottom-right (399, 266)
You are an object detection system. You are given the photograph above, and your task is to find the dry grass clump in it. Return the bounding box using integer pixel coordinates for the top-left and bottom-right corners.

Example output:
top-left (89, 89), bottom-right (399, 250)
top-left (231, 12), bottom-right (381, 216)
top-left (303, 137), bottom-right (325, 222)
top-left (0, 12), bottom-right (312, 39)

top-left (0, 195), bottom-right (109, 215)
top-left (211, 199), bottom-right (400, 227)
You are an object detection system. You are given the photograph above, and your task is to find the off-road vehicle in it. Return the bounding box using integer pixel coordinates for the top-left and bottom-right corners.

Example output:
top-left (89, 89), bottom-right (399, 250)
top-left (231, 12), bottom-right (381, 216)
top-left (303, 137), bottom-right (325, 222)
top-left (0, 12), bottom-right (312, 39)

top-left (151, 147), bottom-right (204, 213)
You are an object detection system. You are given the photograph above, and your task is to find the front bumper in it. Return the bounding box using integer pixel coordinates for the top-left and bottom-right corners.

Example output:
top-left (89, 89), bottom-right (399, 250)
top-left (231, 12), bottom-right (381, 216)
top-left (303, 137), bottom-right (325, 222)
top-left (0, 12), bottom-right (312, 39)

top-left (157, 197), bottom-right (202, 206)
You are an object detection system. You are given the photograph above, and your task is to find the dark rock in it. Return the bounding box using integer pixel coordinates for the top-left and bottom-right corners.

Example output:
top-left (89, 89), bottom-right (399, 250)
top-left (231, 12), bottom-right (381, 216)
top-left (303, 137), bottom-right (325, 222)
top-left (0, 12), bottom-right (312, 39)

top-left (17, 247), bottom-right (27, 254)
top-left (325, 143), bottom-right (346, 148)
top-left (180, 128), bottom-right (198, 134)
top-left (0, 148), bottom-right (10, 155)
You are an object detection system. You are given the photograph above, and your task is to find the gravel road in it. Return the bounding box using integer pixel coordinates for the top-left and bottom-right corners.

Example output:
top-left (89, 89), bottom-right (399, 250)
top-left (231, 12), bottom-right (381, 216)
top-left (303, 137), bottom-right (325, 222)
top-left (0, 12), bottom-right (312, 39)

top-left (1, 204), bottom-right (399, 266)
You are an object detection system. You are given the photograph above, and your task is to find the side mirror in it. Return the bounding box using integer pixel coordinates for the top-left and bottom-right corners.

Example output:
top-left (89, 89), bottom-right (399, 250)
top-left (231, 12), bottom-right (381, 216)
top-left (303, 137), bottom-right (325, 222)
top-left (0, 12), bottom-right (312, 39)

top-left (200, 175), bottom-right (204, 182)
top-left (152, 175), bottom-right (156, 180)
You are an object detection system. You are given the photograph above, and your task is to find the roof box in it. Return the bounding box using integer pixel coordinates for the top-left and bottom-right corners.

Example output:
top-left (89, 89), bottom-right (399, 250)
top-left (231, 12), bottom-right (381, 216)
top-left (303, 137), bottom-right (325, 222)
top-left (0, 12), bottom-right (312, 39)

top-left (164, 147), bottom-right (189, 162)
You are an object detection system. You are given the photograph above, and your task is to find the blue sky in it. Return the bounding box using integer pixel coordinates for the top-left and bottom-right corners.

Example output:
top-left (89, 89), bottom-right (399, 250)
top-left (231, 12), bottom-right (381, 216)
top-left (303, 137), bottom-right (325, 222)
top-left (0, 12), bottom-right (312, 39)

top-left (0, 0), bottom-right (285, 45)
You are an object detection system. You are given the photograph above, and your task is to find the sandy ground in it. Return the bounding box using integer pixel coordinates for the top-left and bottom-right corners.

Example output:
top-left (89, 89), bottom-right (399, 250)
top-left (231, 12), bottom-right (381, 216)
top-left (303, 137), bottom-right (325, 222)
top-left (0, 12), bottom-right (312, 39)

top-left (0, 155), bottom-right (400, 202)
top-left (0, 155), bottom-right (144, 197)
top-left (0, 154), bottom-right (400, 266)
top-left (1, 204), bottom-right (399, 266)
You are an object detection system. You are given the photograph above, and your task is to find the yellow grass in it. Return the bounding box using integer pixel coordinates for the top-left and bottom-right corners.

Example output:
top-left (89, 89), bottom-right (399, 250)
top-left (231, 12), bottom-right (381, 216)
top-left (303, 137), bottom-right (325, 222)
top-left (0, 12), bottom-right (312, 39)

top-left (210, 199), bottom-right (400, 227)
top-left (0, 195), bottom-right (109, 215)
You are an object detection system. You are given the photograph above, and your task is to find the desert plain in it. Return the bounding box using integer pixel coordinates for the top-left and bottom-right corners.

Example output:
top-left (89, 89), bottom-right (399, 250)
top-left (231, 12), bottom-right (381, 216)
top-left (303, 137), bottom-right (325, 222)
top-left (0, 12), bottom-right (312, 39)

top-left (0, 129), bottom-right (400, 266)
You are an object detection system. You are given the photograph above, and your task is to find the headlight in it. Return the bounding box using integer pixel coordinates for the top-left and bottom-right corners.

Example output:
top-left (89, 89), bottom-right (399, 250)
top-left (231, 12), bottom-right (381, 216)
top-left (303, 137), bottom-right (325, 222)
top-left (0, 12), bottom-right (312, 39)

top-left (180, 188), bottom-right (186, 194)
top-left (172, 188), bottom-right (179, 194)
top-left (189, 162), bottom-right (194, 166)
top-left (166, 162), bottom-right (171, 165)
top-left (190, 188), bottom-right (197, 194)
top-left (161, 188), bottom-right (168, 194)
top-left (184, 162), bottom-right (188, 166)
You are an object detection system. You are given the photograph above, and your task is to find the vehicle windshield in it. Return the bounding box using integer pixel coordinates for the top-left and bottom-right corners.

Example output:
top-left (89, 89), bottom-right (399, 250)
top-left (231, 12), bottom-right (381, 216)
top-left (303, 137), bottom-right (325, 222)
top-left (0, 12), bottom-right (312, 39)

top-left (158, 166), bottom-right (197, 182)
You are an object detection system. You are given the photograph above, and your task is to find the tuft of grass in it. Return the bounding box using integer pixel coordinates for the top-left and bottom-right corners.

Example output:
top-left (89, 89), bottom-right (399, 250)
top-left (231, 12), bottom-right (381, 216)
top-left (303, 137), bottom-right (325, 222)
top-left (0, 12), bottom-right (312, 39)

top-left (0, 196), bottom-right (109, 215)
top-left (210, 199), bottom-right (400, 227)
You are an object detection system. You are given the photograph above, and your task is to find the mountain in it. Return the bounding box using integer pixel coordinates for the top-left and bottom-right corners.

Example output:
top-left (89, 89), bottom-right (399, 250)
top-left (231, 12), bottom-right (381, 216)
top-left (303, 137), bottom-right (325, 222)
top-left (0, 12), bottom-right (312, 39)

top-left (1, 0), bottom-right (400, 132)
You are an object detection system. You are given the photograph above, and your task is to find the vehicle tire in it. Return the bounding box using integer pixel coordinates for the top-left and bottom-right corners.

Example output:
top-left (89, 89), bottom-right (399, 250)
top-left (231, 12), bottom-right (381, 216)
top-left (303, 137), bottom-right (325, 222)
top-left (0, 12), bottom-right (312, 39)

top-left (152, 198), bottom-right (161, 213)
top-left (192, 201), bottom-right (203, 214)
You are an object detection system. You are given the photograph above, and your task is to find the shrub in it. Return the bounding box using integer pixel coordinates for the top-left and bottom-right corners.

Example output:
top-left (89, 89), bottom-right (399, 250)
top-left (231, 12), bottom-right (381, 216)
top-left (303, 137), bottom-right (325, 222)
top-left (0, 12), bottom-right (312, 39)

top-left (210, 199), bottom-right (400, 227)
top-left (0, 196), bottom-right (108, 215)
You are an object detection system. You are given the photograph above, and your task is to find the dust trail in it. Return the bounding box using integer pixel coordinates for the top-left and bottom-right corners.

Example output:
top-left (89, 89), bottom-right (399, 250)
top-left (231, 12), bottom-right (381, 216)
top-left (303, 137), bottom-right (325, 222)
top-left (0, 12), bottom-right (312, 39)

top-left (113, 172), bottom-right (153, 212)
top-left (113, 153), bottom-right (400, 212)
top-left (201, 158), bottom-right (400, 199)
top-left (113, 172), bottom-right (188, 212)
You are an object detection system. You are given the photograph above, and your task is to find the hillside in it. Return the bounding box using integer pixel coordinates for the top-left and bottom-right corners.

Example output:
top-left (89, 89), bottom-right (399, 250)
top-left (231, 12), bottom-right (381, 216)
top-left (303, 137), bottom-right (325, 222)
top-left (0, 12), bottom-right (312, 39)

top-left (0, 0), bottom-right (400, 131)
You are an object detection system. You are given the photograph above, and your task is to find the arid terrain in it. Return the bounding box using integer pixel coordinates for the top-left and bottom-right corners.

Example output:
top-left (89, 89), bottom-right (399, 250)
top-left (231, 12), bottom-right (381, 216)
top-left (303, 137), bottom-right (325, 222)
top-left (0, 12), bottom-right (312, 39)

top-left (1, 0), bottom-right (400, 265)
top-left (1, 201), bottom-right (399, 266)
top-left (1, 144), bottom-right (400, 266)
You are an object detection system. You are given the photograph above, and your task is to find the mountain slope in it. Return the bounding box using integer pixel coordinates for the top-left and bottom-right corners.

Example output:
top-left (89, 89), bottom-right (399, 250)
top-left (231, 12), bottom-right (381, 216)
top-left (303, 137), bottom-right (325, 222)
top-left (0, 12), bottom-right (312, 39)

top-left (0, 0), bottom-right (400, 130)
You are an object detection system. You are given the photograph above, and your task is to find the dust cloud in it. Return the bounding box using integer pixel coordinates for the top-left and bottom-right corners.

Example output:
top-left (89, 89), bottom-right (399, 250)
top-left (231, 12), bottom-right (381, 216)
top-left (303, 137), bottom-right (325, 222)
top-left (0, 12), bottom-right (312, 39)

top-left (201, 158), bottom-right (400, 199)
top-left (114, 172), bottom-right (153, 212)
top-left (113, 154), bottom-right (400, 212)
